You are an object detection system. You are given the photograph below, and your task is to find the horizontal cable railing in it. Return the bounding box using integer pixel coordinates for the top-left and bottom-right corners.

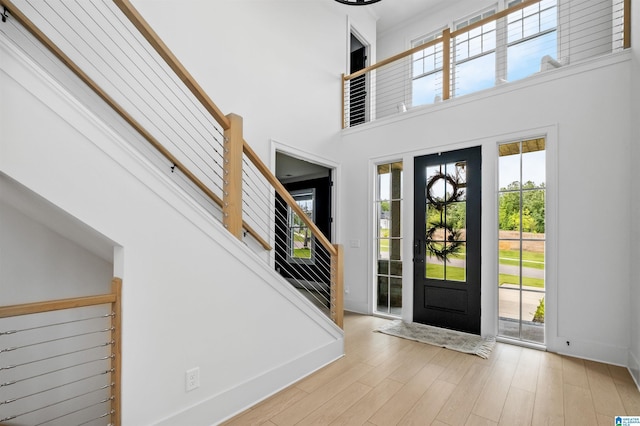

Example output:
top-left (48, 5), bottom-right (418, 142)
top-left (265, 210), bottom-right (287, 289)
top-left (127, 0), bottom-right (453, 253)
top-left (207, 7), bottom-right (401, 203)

top-left (113, 0), bottom-right (344, 326)
top-left (1, 0), bottom-right (267, 250)
top-left (0, 278), bottom-right (122, 426)
top-left (242, 143), bottom-right (344, 326)
top-left (342, 0), bottom-right (630, 128)
top-left (0, 0), bottom-right (343, 327)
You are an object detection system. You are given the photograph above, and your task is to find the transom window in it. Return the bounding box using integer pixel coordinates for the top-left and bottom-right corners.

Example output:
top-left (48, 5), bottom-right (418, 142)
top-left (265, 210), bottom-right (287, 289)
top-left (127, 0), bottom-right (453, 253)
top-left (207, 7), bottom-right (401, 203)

top-left (454, 7), bottom-right (498, 96)
top-left (411, 1), bottom-right (558, 103)
top-left (411, 31), bottom-right (444, 106)
top-left (507, 0), bottom-right (558, 81)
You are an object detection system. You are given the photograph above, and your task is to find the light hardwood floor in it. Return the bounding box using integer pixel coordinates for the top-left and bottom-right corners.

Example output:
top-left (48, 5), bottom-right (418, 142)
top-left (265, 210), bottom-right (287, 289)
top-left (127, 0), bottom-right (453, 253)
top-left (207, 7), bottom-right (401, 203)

top-left (223, 312), bottom-right (640, 425)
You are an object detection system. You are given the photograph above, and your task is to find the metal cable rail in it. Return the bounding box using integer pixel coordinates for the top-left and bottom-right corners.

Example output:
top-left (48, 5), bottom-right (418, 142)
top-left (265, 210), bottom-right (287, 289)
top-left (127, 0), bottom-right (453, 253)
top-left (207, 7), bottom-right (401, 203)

top-left (0, 0), bottom-right (343, 326)
top-left (342, 0), bottom-right (631, 128)
top-left (0, 278), bottom-right (122, 426)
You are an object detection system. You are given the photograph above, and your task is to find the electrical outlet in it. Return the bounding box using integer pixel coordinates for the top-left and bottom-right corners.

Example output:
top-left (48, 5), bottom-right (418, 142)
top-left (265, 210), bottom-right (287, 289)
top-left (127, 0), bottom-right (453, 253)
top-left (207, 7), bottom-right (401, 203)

top-left (185, 367), bottom-right (200, 392)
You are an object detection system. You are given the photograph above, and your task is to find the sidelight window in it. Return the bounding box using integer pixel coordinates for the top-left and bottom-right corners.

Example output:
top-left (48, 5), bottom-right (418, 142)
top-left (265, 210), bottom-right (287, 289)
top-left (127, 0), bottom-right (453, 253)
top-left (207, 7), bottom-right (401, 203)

top-left (375, 162), bottom-right (403, 316)
top-left (498, 138), bottom-right (546, 344)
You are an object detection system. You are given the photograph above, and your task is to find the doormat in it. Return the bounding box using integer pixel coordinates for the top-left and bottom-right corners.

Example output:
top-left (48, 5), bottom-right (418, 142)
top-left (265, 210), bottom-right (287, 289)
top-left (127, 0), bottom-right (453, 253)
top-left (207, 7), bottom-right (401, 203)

top-left (375, 320), bottom-right (496, 359)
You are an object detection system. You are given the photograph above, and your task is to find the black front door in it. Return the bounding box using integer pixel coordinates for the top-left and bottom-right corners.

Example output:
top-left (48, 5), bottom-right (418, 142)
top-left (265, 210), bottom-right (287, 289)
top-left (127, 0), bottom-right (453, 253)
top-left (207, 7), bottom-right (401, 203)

top-left (413, 147), bottom-right (481, 334)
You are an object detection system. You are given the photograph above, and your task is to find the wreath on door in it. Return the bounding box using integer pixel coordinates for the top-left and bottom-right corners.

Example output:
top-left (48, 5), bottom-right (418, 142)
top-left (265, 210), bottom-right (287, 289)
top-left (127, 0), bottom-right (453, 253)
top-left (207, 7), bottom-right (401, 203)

top-left (425, 171), bottom-right (464, 262)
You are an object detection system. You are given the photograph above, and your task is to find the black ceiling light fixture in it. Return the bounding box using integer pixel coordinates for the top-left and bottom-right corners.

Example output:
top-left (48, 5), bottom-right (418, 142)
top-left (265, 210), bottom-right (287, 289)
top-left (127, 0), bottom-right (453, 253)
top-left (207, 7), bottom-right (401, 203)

top-left (334, 0), bottom-right (381, 5)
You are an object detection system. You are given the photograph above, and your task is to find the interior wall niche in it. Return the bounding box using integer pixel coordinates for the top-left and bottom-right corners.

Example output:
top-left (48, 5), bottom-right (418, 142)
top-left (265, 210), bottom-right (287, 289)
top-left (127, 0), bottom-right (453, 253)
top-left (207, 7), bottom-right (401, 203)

top-left (0, 174), bottom-right (116, 305)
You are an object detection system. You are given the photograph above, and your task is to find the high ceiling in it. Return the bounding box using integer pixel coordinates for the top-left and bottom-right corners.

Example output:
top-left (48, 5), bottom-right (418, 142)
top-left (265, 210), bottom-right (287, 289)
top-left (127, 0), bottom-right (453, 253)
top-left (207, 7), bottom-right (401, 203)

top-left (365, 0), bottom-right (445, 34)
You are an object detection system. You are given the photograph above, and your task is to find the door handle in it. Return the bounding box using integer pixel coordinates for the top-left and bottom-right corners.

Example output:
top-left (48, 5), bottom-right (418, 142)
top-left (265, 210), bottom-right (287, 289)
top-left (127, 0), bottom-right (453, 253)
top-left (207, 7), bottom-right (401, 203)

top-left (414, 239), bottom-right (424, 263)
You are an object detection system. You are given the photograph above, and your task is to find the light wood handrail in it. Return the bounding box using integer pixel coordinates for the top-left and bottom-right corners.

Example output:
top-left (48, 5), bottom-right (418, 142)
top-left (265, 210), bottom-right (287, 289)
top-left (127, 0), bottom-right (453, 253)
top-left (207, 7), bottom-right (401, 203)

top-left (0, 279), bottom-right (123, 425)
top-left (242, 141), bottom-right (338, 257)
top-left (0, 293), bottom-right (117, 318)
top-left (343, 0), bottom-right (546, 83)
top-left (113, 0), bottom-right (230, 130)
top-left (344, 37), bottom-right (442, 82)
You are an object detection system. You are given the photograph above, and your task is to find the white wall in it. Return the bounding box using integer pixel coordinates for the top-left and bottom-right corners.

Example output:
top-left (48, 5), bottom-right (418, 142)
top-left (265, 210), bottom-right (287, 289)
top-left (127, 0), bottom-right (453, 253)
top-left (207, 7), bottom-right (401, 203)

top-left (131, 0), bottom-right (376, 162)
top-left (0, 199), bottom-right (113, 304)
top-left (377, 0), bottom-right (496, 56)
top-left (338, 53), bottom-right (633, 366)
top-left (1, 27), bottom-right (343, 426)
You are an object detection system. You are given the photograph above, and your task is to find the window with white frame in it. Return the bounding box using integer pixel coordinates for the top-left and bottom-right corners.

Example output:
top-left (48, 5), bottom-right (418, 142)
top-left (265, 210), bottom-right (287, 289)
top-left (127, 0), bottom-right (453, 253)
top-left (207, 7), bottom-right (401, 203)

top-left (409, 1), bottom-right (558, 102)
top-left (506, 0), bottom-right (557, 82)
top-left (288, 189), bottom-right (315, 262)
top-left (411, 31), bottom-right (444, 107)
top-left (453, 7), bottom-right (498, 96)
top-left (375, 162), bottom-right (403, 316)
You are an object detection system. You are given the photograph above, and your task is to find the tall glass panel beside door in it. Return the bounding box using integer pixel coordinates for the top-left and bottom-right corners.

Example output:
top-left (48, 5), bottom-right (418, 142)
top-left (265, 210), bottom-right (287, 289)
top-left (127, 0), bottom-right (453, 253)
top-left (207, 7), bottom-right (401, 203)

top-left (375, 162), bottom-right (403, 316)
top-left (498, 138), bottom-right (546, 344)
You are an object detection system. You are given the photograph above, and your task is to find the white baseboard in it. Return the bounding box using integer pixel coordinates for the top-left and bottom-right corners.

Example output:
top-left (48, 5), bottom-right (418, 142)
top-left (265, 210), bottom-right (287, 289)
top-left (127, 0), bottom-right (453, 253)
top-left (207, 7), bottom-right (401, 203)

top-left (550, 336), bottom-right (630, 367)
top-left (154, 338), bottom-right (344, 426)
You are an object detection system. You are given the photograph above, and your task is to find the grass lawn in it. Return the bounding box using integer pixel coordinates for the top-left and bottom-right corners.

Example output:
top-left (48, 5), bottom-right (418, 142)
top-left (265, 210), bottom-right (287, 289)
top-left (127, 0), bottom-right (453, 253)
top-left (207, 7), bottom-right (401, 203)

top-left (499, 249), bottom-right (545, 270)
top-left (293, 248), bottom-right (311, 259)
top-left (426, 264), bottom-right (465, 281)
top-left (499, 273), bottom-right (544, 288)
top-left (426, 264), bottom-right (545, 289)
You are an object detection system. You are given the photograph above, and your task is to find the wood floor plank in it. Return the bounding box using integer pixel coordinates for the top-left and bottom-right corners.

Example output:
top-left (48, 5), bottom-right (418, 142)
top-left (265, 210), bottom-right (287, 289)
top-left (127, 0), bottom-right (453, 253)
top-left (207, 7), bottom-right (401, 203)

top-left (437, 363), bottom-right (492, 426)
top-left (465, 414), bottom-right (498, 426)
top-left (539, 350), bottom-right (564, 370)
top-left (511, 348), bottom-right (541, 393)
top-left (584, 360), bottom-right (626, 417)
top-left (532, 366), bottom-right (564, 426)
top-left (472, 357), bottom-right (518, 422)
top-left (429, 346), bottom-right (457, 368)
top-left (223, 313), bottom-right (640, 426)
top-left (221, 386), bottom-right (308, 425)
top-left (330, 378), bottom-right (404, 426)
top-left (297, 381), bottom-right (372, 425)
top-left (368, 363), bottom-right (445, 425)
top-left (358, 353), bottom-right (412, 387)
top-left (608, 364), bottom-right (636, 385)
top-left (397, 379), bottom-right (456, 425)
top-left (387, 343), bottom-right (440, 383)
top-left (616, 381), bottom-right (640, 414)
top-left (495, 343), bottom-right (523, 365)
top-left (564, 383), bottom-right (598, 425)
top-left (597, 413), bottom-right (615, 425)
top-left (562, 356), bottom-right (590, 388)
top-left (498, 387), bottom-right (535, 425)
top-left (294, 357), bottom-right (355, 394)
top-left (271, 362), bottom-right (373, 426)
top-left (359, 335), bottom-right (412, 367)
top-left (438, 350), bottom-right (477, 385)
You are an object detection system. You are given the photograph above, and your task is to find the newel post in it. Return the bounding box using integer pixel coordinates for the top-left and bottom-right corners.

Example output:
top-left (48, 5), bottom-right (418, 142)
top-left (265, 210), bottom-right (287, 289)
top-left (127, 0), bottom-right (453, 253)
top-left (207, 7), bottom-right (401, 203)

top-left (442, 28), bottom-right (451, 101)
top-left (223, 113), bottom-right (244, 240)
top-left (624, 0), bottom-right (631, 49)
top-left (110, 277), bottom-right (122, 426)
top-left (331, 244), bottom-right (344, 328)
